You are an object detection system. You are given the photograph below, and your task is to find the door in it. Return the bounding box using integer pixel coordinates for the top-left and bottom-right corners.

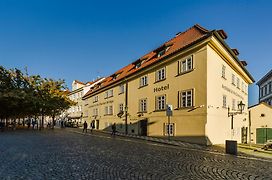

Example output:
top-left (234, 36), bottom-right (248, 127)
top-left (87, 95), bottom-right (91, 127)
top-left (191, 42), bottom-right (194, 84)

top-left (256, 128), bottom-right (272, 144)
top-left (139, 119), bottom-right (147, 136)
top-left (241, 127), bottom-right (248, 144)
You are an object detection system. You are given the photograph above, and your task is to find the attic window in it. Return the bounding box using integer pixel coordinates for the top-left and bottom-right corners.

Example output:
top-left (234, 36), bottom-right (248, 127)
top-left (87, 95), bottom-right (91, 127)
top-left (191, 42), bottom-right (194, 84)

top-left (133, 59), bottom-right (142, 69)
top-left (157, 46), bottom-right (171, 58)
top-left (135, 62), bottom-right (141, 69)
top-left (112, 73), bottom-right (121, 80)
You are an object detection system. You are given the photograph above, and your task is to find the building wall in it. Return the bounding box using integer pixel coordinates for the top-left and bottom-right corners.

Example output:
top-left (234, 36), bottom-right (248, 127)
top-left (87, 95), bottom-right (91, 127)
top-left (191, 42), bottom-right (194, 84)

top-left (206, 38), bottom-right (249, 144)
top-left (259, 76), bottom-right (272, 105)
top-left (82, 37), bottom-right (253, 145)
top-left (249, 103), bottom-right (272, 144)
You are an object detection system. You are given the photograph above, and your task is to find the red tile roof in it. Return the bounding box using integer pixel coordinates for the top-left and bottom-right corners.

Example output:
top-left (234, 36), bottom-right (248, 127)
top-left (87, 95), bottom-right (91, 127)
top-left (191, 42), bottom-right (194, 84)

top-left (82, 24), bottom-right (211, 99)
top-left (74, 80), bottom-right (86, 85)
top-left (82, 24), bottom-right (253, 99)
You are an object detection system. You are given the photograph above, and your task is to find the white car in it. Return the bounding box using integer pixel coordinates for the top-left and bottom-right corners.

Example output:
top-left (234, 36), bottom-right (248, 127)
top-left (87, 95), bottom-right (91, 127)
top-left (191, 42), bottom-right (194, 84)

top-left (262, 140), bottom-right (272, 150)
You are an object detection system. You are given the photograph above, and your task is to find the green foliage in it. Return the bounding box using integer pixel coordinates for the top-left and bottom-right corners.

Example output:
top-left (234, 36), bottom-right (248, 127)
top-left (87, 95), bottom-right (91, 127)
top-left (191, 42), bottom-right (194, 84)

top-left (0, 66), bottom-right (74, 119)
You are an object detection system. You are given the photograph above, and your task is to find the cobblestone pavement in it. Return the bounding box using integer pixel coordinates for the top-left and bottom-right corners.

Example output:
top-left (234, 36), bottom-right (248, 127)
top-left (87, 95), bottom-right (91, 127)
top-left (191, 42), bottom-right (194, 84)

top-left (0, 129), bottom-right (271, 180)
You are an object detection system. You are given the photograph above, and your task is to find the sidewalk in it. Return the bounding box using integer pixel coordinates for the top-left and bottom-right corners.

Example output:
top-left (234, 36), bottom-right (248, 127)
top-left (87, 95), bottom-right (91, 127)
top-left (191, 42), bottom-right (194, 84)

top-left (67, 127), bottom-right (272, 159)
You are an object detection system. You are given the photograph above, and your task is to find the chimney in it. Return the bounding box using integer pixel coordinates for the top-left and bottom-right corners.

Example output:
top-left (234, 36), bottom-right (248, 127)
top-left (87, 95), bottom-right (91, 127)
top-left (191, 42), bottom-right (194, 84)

top-left (217, 30), bottom-right (228, 39)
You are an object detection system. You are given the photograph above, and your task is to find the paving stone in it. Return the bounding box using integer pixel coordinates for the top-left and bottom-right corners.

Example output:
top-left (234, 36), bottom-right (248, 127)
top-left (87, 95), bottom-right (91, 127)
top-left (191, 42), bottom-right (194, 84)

top-left (0, 129), bottom-right (271, 179)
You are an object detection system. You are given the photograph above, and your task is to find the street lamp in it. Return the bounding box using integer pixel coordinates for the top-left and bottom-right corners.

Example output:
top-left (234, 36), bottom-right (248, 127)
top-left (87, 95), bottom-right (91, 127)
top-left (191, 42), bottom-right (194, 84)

top-left (228, 101), bottom-right (245, 131)
top-left (226, 101), bottom-right (245, 156)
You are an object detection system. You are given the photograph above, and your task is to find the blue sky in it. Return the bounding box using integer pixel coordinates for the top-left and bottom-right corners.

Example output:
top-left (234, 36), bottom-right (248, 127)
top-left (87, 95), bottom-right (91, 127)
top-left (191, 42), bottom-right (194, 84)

top-left (0, 0), bottom-right (271, 106)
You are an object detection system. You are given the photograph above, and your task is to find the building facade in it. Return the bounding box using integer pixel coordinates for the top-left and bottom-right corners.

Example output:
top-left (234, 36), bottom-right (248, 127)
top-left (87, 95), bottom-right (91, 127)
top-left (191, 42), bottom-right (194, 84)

top-left (249, 103), bottom-right (272, 144)
top-left (67, 79), bottom-right (104, 124)
top-left (257, 69), bottom-right (272, 105)
top-left (82, 24), bottom-right (254, 145)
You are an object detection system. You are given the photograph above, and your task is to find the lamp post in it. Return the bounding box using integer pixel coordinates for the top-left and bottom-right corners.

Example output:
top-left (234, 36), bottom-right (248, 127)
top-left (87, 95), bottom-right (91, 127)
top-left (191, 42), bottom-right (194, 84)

top-left (228, 101), bottom-right (245, 139)
top-left (226, 101), bottom-right (245, 155)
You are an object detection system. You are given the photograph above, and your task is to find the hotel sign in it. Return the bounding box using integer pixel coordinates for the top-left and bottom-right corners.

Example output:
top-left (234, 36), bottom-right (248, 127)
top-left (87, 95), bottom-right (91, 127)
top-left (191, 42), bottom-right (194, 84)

top-left (154, 84), bottom-right (169, 93)
top-left (222, 84), bottom-right (244, 100)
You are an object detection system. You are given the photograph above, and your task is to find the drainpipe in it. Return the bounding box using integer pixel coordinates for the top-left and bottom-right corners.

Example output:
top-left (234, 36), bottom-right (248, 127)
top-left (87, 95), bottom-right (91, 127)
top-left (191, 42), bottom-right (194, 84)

top-left (125, 81), bottom-right (128, 134)
top-left (249, 110), bottom-right (251, 147)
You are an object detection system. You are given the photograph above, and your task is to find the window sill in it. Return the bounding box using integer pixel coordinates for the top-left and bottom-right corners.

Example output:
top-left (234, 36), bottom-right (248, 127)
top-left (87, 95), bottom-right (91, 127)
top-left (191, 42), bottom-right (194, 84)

top-left (118, 92), bottom-right (124, 95)
top-left (154, 78), bottom-right (166, 84)
top-left (139, 84), bottom-right (148, 89)
top-left (175, 69), bottom-right (194, 77)
top-left (104, 114), bottom-right (113, 116)
top-left (221, 76), bottom-right (227, 80)
top-left (153, 109), bottom-right (166, 112)
top-left (174, 106), bottom-right (194, 110)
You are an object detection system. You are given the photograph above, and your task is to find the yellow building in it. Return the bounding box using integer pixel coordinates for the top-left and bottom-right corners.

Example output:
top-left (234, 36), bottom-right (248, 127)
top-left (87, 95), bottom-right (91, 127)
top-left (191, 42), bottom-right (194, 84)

top-left (82, 24), bottom-right (254, 145)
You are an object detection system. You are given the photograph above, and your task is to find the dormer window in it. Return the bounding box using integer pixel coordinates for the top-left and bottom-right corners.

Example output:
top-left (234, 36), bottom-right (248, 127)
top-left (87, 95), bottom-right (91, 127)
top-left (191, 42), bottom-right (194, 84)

top-left (135, 62), bottom-right (141, 69)
top-left (112, 74), bottom-right (119, 80)
top-left (156, 45), bottom-right (172, 58)
top-left (157, 49), bottom-right (165, 57)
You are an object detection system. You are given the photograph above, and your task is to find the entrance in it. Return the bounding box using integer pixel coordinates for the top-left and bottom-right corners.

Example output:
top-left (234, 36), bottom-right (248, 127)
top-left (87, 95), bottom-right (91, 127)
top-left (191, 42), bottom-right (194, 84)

top-left (138, 119), bottom-right (147, 136)
top-left (96, 120), bottom-right (99, 130)
top-left (241, 127), bottom-right (248, 144)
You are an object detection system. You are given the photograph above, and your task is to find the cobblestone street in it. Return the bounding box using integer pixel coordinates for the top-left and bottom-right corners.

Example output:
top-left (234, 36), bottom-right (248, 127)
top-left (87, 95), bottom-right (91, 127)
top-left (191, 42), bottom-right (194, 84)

top-left (0, 129), bottom-right (271, 180)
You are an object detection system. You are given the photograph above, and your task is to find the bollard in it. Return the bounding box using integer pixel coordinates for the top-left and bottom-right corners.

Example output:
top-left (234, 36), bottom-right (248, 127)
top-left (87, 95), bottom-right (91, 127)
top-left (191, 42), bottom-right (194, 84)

top-left (225, 140), bottom-right (237, 155)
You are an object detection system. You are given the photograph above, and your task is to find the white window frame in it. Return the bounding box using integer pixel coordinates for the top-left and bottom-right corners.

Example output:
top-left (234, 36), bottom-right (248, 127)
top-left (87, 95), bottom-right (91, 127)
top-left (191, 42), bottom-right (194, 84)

top-left (232, 74), bottom-right (235, 85)
top-left (93, 95), bottom-right (99, 103)
top-left (119, 103), bottom-right (124, 112)
top-left (223, 95), bottom-right (227, 108)
top-left (232, 99), bottom-right (236, 110)
top-left (179, 56), bottom-right (193, 74)
top-left (164, 123), bottom-right (175, 136)
top-left (140, 75), bottom-right (148, 87)
top-left (222, 65), bottom-right (226, 78)
top-left (139, 98), bottom-right (147, 112)
top-left (179, 89), bottom-right (194, 108)
top-left (156, 95), bottom-right (166, 110)
top-left (155, 67), bottom-right (166, 82)
top-left (119, 85), bottom-right (125, 94)
top-left (237, 77), bottom-right (240, 89)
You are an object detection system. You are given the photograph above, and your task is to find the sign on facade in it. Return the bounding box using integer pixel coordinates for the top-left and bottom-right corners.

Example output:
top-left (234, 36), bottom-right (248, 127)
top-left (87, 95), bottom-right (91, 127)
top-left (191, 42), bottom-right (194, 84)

top-left (166, 104), bottom-right (173, 116)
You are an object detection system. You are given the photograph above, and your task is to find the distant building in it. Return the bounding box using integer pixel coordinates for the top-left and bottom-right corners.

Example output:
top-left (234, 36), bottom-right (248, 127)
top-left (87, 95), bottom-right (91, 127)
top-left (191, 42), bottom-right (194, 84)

top-left (66, 78), bottom-right (104, 124)
top-left (248, 103), bottom-right (272, 144)
top-left (82, 24), bottom-right (254, 145)
top-left (257, 69), bottom-right (272, 105)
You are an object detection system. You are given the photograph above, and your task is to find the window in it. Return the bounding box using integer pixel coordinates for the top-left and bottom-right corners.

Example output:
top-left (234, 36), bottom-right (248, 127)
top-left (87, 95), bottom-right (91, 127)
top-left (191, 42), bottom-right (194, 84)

top-left (164, 123), bottom-right (175, 136)
top-left (179, 89), bottom-right (193, 108)
top-left (232, 99), bottom-right (236, 110)
top-left (93, 108), bottom-right (98, 116)
top-left (260, 87), bottom-right (263, 97)
top-left (232, 74), bottom-right (235, 85)
top-left (223, 95), bottom-right (227, 108)
top-left (93, 95), bottom-right (99, 103)
top-left (178, 56), bottom-right (193, 74)
top-left (156, 95), bottom-right (166, 110)
top-left (140, 75), bottom-right (148, 87)
top-left (156, 67), bottom-right (166, 82)
top-left (119, 85), bottom-right (124, 94)
top-left (241, 81), bottom-right (244, 92)
top-left (237, 77), bottom-right (240, 89)
top-left (139, 99), bottom-right (147, 112)
top-left (105, 105), bottom-right (113, 115)
top-left (222, 65), bottom-right (226, 78)
top-left (79, 105), bottom-right (82, 112)
top-left (105, 89), bottom-right (113, 98)
top-left (269, 82), bottom-right (272, 93)
top-left (119, 103), bottom-right (124, 112)
top-left (264, 85), bottom-right (268, 95)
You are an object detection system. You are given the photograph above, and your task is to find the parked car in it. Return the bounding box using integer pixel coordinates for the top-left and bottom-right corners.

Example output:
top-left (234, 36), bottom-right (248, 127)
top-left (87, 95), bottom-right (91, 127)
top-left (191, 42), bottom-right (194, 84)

top-left (262, 140), bottom-right (272, 150)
